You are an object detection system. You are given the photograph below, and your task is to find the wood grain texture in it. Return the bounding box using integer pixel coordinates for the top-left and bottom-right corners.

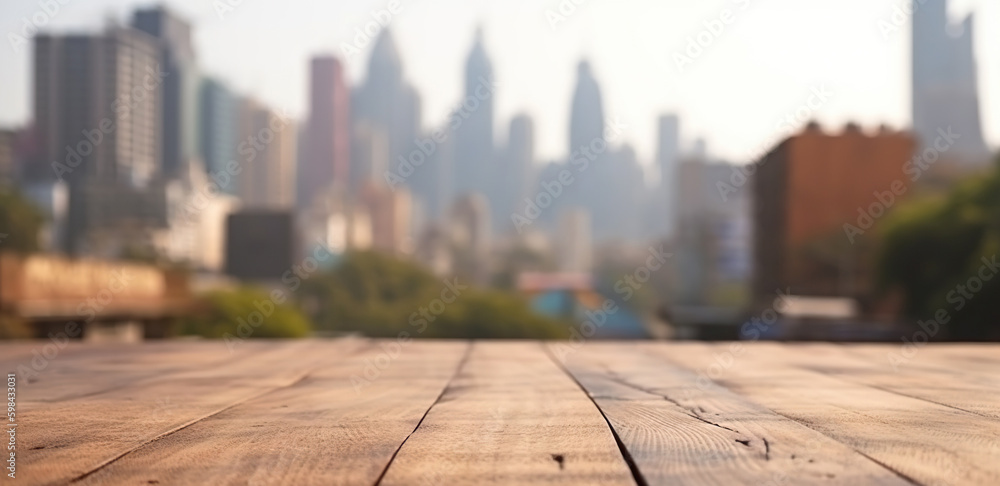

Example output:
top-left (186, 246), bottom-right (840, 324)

top-left (6, 340), bottom-right (1000, 486)
top-left (378, 341), bottom-right (636, 486)
top-left (15, 339), bottom-right (366, 485)
top-left (560, 343), bottom-right (910, 485)
top-left (74, 341), bottom-right (469, 486)
top-left (653, 342), bottom-right (1000, 486)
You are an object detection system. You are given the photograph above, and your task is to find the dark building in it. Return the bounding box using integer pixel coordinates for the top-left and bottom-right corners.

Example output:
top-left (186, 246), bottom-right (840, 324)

top-left (225, 211), bottom-right (298, 281)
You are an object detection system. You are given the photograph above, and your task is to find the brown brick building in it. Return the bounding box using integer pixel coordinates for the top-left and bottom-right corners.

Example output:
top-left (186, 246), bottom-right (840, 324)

top-left (752, 123), bottom-right (915, 310)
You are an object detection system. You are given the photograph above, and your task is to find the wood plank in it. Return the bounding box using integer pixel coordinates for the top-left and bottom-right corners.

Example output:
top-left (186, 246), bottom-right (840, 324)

top-left (15, 338), bottom-right (366, 485)
top-left (652, 342), bottom-right (1000, 485)
top-left (560, 343), bottom-right (910, 485)
top-left (9, 340), bottom-right (284, 403)
top-left (73, 340), bottom-right (470, 486)
top-left (378, 341), bottom-right (636, 486)
top-left (753, 343), bottom-right (1000, 420)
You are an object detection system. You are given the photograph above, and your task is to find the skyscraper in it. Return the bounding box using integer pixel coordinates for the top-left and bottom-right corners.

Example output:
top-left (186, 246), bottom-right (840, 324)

top-left (568, 60), bottom-right (612, 240)
top-left (912, 0), bottom-right (988, 159)
top-left (352, 29), bottom-right (421, 192)
top-left (34, 28), bottom-right (163, 252)
top-left (132, 6), bottom-right (200, 177)
top-left (500, 114), bottom-right (534, 233)
top-left (199, 77), bottom-right (237, 193)
top-left (238, 100), bottom-right (297, 209)
top-left (454, 28), bottom-right (495, 198)
top-left (301, 56), bottom-right (351, 208)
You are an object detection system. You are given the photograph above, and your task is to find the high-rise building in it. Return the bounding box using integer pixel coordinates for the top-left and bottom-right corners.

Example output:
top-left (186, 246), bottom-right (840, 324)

top-left (359, 180), bottom-right (413, 255)
top-left (556, 208), bottom-right (591, 273)
top-left (454, 28), bottom-right (495, 198)
top-left (499, 114), bottom-right (534, 234)
top-left (568, 60), bottom-right (615, 240)
top-left (132, 6), bottom-right (201, 177)
top-left (237, 100), bottom-right (297, 209)
top-left (350, 121), bottom-right (388, 187)
top-left (199, 77), bottom-right (237, 192)
top-left (301, 56), bottom-right (351, 208)
top-left (34, 27), bottom-right (162, 252)
top-left (352, 29), bottom-right (421, 194)
top-left (752, 123), bottom-right (915, 308)
top-left (912, 0), bottom-right (989, 160)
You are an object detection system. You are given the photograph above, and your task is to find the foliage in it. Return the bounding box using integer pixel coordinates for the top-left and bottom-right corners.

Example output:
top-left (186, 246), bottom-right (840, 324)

top-left (0, 188), bottom-right (45, 254)
top-left (300, 251), bottom-right (570, 339)
top-left (177, 287), bottom-right (311, 339)
top-left (878, 165), bottom-right (1000, 340)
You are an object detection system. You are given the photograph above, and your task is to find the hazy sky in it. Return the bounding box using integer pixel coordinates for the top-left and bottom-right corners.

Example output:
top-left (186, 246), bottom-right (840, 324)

top-left (1, 0), bottom-right (997, 168)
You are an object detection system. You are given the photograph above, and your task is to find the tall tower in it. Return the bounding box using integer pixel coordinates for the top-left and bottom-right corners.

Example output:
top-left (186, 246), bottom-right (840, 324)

top-left (132, 6), bottom-right (200, 177)
top-left (454, 28), bottom-right (495, 198)
top-left (568, 60), bottom-right (610, 240)
top-left (911, 0), bottom-right (988, 159)
top-left (34, 28), bottom-right (162, 253)
top-left (301, 56), bottom-right (351, 208)
top-left (352, 30), bottom-right (423, 203)
top-left (501, 114), bottom-right (534, 233)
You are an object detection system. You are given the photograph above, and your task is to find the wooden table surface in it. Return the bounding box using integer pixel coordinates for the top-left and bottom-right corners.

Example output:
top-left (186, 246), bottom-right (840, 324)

top-left (3, 339), bottom-right (998, 485)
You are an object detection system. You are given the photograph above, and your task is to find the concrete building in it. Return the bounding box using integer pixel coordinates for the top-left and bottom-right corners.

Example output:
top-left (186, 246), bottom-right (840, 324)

top-left (454, 28), bottom-right (495, 199)
top-left (912, 0), bottom-right (989, 161)
top-left (34, 27), bottom-right (163, 253)
top-left (359, 181), bottom-right (413, 255)
top-left (752, 123), bottom-right (916, 308)
top-left (237, 100), bottom-right (297, 210)
top-left (132, 6), bottom-right (201, 178)
top-left (556, 208), bottom-right (592, 273)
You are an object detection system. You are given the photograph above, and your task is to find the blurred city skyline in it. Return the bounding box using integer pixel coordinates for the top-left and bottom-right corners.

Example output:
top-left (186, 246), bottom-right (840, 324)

top-left (2, 0), bottom-right (1000, 167)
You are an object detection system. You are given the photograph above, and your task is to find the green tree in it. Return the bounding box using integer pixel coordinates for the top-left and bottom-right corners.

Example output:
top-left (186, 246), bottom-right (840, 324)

top-left (177, 287), bottom-right (311, 339)
top-left (0, 188), bottom-right (45, 253)
top-left (300, 251), bottom-right (570, 339)
top-left (878, 166), bottom-right (1000, 340)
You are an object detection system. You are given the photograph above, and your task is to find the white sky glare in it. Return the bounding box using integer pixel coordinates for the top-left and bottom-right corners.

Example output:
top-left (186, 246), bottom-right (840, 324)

top-left (1, 0), bottom-right (997, 166)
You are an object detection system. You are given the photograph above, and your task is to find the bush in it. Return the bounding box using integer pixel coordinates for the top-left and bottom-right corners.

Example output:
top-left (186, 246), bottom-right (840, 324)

top-left (300, 251), bottom-right (570, 339)
top-left (177, 287), bottom-right (311, 339)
